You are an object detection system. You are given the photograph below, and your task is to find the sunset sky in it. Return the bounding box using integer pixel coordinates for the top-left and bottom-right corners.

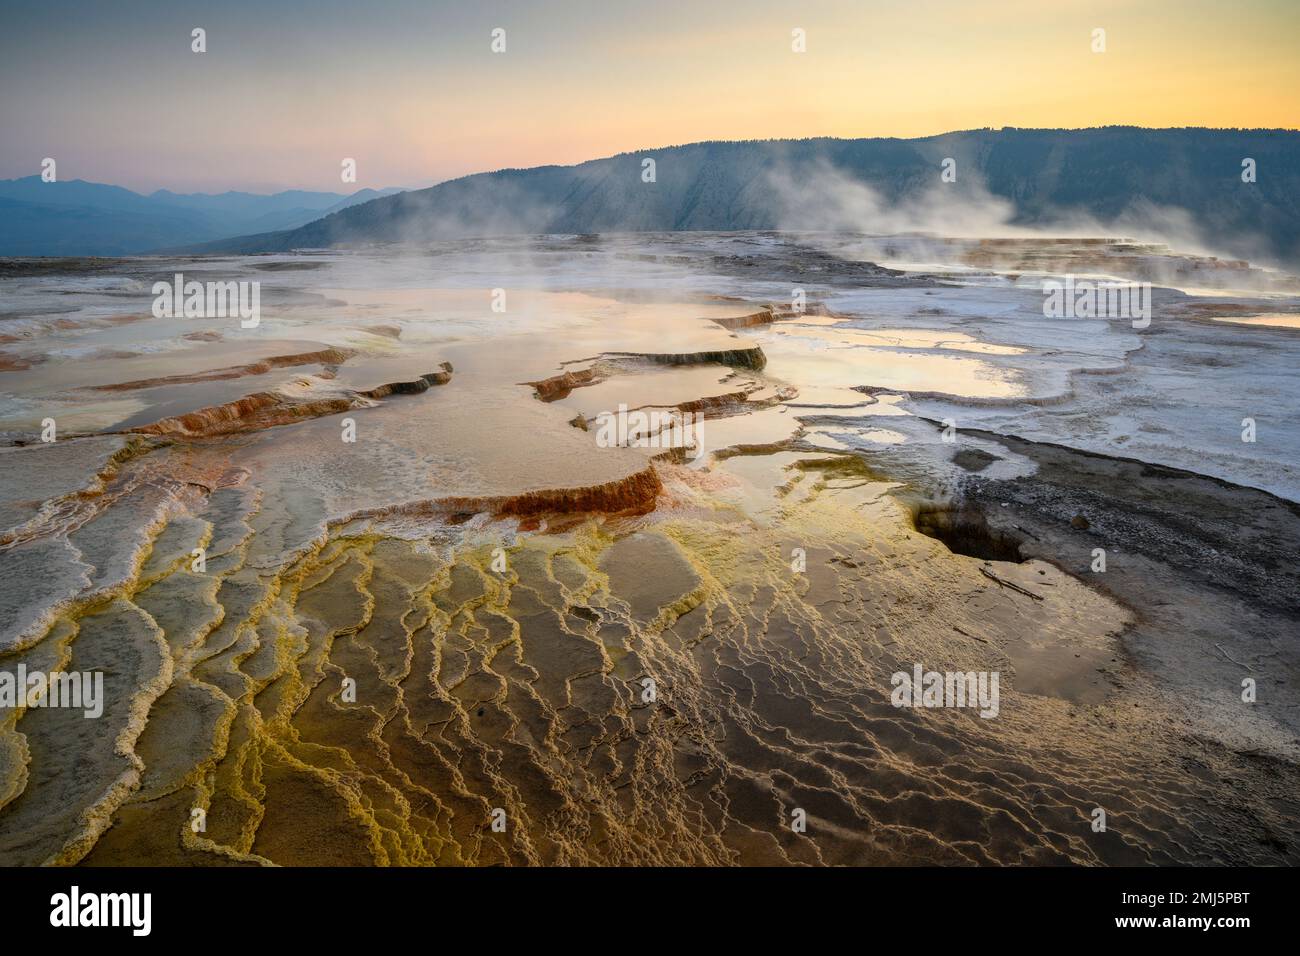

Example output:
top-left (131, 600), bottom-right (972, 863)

top-left (2, 0), bottom-right (1297, 193)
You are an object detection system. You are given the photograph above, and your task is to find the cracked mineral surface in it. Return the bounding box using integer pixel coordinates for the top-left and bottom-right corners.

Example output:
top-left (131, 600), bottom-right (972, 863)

top-left (2, 233), bottom-right (1298, 865)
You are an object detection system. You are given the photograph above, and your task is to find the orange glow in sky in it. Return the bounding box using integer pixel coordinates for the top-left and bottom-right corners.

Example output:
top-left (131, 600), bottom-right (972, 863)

top-left (1, 0), bottom-right (1296, 192)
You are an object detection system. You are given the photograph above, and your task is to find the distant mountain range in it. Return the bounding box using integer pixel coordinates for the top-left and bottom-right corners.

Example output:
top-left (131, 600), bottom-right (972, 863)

top-left (4, 129), bottom-right (1297, 265)
top-left (0, 179), bottom-right (404, 256)
top-left (187, 127), bottom-right (1300, 267)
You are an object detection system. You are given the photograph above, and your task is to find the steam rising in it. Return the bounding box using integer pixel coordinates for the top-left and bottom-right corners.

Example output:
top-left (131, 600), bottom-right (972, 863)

top-left (763, 158), bottom-right (1275, 269)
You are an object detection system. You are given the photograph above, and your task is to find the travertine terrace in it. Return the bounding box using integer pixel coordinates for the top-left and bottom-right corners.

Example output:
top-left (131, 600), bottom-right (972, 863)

top-left (2, 233), bottom-right (1298, 865)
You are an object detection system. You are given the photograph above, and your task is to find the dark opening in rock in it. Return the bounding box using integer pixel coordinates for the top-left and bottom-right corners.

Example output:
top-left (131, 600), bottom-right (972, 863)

top-left (914, 504), bottom-right (1025, 562)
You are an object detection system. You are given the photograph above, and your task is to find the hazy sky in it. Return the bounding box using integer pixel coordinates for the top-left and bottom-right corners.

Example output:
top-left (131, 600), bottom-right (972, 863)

top-left (2, 0), bottom-right (1297, 194)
